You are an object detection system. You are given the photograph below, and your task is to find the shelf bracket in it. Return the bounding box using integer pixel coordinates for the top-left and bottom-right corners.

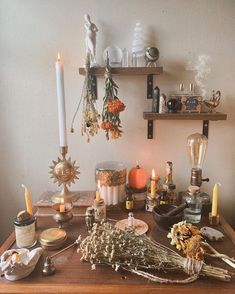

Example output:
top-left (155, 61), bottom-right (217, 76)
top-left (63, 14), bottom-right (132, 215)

top-left (147, 120), bottom-right (154, 139)
top-left (147, 74), bottom-right (153, 99)
top-left (202, 120), bottom-right (209, 138)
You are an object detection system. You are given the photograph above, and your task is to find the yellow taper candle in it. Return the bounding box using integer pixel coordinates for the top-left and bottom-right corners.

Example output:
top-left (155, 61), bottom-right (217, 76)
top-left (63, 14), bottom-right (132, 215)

top-left (96, 180), bottom-right (101, 202)
top-left (22, 184), bottom-right (33, 215)
top-left (150, 169), bottom-right (156, 197)
top-left (211, 183), bottom-right (221, 216)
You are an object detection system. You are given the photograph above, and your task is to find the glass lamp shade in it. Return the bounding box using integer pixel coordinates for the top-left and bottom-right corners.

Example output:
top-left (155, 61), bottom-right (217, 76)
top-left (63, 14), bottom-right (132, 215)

top-left (187, 133), bottom-right (208, 169)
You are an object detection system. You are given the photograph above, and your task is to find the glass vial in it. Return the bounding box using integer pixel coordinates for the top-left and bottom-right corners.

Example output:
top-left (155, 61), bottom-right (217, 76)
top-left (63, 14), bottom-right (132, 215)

top-left (93, 198), bottom-right (106, 222)
top-left (183, 186), bottom-right (202, 223)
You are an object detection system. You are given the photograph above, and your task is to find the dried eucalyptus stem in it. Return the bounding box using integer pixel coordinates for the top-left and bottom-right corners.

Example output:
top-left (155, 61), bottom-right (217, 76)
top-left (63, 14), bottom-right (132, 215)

top-left (77, 222), bottom-right (231, 284)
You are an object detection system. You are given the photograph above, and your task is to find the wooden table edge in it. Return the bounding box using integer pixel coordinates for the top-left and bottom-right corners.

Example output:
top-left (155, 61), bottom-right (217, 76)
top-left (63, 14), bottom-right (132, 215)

top-left (0, 283), bottom-right (234, 294)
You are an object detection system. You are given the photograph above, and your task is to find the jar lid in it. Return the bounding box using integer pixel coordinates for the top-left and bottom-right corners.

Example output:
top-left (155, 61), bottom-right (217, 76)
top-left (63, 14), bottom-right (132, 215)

top-left (14, 210), bottom-right (35, 226)
top-left (39, 228), bottom-right (67, 245)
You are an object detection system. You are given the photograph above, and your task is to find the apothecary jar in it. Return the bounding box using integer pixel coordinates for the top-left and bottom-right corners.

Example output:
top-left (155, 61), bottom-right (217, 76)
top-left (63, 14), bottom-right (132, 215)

top-left (95, 161), bottom-right (126, 206)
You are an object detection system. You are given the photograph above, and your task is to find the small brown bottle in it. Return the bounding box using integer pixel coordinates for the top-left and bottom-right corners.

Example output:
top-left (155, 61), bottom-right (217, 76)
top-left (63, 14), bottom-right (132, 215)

top-left (125, 191), bottom-right (134, 211)
top-left (159, 190), bottom-right (169, 205)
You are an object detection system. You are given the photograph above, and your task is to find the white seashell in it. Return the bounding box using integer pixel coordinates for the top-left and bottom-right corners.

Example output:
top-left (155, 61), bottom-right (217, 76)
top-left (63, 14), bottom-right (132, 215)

top-left (200, 226), bottom-right (224, 241)
top-left (0, 247), bottom-right (43, 281)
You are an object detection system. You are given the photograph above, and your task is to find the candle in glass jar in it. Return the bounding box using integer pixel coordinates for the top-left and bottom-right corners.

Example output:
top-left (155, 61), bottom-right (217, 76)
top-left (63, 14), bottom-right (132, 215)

top-left (150, 169), bottom-right (156, 197)
top-left (96, 180), bottom-right (101, 202)
top-left (55, 53), bottom-right (67, 147)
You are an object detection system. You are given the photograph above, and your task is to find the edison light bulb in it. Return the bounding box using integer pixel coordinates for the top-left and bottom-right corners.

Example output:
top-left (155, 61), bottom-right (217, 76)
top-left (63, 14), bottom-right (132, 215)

top-left (187, 133), bottom-right (208, 186)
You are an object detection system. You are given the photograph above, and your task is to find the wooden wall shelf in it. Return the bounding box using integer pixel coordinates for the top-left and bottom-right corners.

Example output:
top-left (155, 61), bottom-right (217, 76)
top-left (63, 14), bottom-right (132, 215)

top-left (143, 112), bottom-right (227, 139)
top-left (143, 112), bottom-right (227, 121)
top-left (79, 67), bottom-right (163, 76)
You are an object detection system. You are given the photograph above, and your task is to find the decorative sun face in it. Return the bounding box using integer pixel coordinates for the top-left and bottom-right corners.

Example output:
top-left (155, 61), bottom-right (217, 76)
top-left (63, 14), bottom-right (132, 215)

top-left (49, 157), bottom-right (79, 186)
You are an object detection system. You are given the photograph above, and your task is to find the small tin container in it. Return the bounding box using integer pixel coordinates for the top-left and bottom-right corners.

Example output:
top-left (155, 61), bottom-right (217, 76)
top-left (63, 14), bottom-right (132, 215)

top-left (93, 198), bottom-right (106, 222)
top-left (39, 228), bottom-right (67, 250)
top-left (145, 194), bottom-right (158, 212)
top-left (14, 211), bottom-right (37, 248)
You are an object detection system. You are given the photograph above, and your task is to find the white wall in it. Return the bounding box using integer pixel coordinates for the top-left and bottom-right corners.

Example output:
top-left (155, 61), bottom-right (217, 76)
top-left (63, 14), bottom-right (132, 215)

top-left (1, 0), bottom-right (235, 244)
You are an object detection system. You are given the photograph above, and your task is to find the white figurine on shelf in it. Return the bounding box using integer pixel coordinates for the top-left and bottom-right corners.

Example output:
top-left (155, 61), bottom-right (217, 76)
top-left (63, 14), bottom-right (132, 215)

top-left (84, 14), bottom-right (98, 67)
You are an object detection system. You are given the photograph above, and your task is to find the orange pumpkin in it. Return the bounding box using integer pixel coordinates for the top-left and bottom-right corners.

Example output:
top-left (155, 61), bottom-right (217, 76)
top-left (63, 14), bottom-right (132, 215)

top-left (128, 165), bottom-right (147, 190)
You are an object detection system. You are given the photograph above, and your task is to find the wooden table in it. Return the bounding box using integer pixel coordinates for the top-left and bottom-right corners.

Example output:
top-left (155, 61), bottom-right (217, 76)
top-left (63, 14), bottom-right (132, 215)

top-left (1, 210), bottom-right (235, 294)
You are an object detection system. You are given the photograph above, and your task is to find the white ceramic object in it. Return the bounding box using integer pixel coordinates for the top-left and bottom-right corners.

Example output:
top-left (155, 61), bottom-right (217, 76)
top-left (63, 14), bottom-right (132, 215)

top-left (103, 46), bottom-right (123, 67)
top-left (84, 14), bottom-right (98, 67)
top-left (0, 247), bottom-right (43, 281)
top-left (201, 226), bottom-right (224, 241)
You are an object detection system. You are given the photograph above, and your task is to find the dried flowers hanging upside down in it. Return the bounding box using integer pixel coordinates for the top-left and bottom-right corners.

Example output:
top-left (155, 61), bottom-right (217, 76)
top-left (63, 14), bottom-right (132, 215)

top-left (77, 221), bottom-right (231, 283)
top-left (101, 59), bottom-right (125, 140)
top-left (71, 58), bottom-right (100, 142)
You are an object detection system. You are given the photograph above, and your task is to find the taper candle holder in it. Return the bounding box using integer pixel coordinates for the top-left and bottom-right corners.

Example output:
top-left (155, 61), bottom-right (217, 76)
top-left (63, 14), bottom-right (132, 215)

top-left (49, 146), bottom-right (79, 203)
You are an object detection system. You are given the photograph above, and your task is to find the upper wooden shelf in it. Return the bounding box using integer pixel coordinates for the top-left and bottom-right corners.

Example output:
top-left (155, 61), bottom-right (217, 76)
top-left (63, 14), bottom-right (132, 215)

top-left (79, 67), bottom-right (163, 76)
top-left (143, 112), bottom-right (227, 121)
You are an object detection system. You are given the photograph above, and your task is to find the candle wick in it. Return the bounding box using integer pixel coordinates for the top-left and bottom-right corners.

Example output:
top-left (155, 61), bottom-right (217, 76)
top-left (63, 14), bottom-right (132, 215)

top-left (21, 184), bottom-right (27, 190)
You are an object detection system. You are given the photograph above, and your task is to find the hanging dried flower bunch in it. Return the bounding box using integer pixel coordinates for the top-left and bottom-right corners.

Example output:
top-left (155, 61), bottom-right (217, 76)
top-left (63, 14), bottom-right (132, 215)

top-left (101, 56), bottom-right (125, 140)
top-left (71, 56), bottom-right (100, 142)
top-left (77, 221), bottom-right (231, 283)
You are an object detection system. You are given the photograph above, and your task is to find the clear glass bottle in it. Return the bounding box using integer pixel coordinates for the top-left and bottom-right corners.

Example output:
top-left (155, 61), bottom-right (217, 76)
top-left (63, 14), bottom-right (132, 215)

top-left (122, 48), bottom-right (129, 67)
top-left (183, 186), bottom-right (202, 223)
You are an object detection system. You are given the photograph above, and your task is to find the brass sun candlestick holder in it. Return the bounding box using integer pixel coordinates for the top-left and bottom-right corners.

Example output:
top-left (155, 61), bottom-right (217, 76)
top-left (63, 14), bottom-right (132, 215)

top-left (49, 146), bottom-right (79, 203)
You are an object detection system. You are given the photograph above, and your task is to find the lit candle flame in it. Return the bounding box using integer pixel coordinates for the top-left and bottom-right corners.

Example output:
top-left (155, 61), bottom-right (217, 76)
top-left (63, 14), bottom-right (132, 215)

top-left (57, 53), bottom-right (61, 61)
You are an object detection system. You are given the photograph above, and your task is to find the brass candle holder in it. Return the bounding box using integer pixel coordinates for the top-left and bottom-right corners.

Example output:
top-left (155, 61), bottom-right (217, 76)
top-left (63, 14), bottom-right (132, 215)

top-left (52, 202), bottom-right (73, 228)
top-left (209, 213), bottom-right (220, 226)
top-left (49, 146), bottom-right (79, 203)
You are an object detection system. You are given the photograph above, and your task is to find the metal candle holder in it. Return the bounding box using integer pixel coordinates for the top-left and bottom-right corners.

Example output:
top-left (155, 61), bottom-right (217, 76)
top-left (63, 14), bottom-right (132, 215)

top-left (49, 146), bottom-right (79, 203)
top-left (52, 202), bottom-right (73, 228)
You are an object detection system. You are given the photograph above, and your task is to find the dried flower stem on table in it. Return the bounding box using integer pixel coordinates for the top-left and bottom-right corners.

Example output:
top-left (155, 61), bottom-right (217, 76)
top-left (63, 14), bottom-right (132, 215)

top-left (77, 222), bottom-right (231, 283)
top-left (101, 57), bottom-right (125, 140)
top-left (71, 57), bottom-right (100, 142)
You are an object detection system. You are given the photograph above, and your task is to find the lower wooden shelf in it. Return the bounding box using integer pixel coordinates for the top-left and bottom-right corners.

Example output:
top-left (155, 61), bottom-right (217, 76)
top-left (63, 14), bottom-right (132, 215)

top-left (143, 112), bottom-right (227, 139)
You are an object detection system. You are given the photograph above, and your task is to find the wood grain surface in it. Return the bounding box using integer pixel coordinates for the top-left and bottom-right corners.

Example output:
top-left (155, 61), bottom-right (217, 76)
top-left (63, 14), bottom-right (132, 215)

top-left (0, 211), bottom-right (235, 294)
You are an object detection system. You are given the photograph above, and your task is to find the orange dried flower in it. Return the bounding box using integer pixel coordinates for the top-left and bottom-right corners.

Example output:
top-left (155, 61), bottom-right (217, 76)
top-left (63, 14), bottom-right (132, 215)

top-left (108, 98), bottom-right (125, 115)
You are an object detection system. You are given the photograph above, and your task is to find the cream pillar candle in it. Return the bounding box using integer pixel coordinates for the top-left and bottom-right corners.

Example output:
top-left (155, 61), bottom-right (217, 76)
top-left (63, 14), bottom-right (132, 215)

top-left (55, 53), bottom-right (67, 147)
top-left (96, 180), bottom-right (101, 202)
top-left (113, 186), bottom-right (119, 205)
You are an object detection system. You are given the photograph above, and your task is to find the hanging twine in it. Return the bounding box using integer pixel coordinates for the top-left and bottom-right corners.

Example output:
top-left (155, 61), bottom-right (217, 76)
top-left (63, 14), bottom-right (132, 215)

top-left (184, 258), bottom-right (203, 276)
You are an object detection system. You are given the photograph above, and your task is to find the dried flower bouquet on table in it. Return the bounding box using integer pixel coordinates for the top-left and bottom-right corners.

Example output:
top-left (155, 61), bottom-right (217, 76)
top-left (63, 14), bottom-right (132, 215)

top-left (77, 221), bottom-right (231, 283)
top-left (167, 221), bottom-right (235, 268)
top-left (101, 57), bottom-right (125, 140)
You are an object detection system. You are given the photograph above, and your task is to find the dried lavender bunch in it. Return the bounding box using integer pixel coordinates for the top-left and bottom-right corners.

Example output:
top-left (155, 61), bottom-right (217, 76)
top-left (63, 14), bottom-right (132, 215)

top-left (77, 222), bottom-right (231, 284)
